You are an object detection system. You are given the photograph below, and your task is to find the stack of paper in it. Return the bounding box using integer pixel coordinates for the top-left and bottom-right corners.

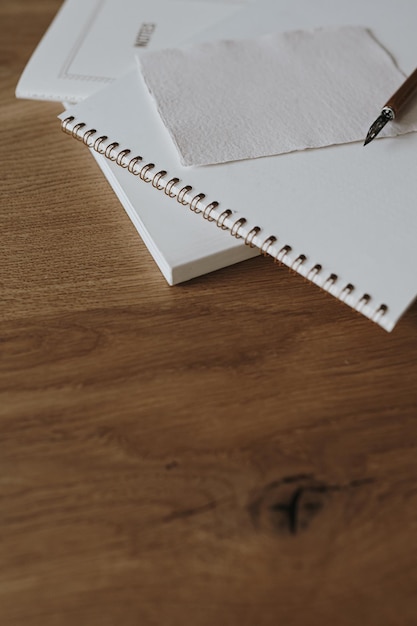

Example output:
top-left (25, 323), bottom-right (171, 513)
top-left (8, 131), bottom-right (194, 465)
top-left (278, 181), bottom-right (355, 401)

top-left (17, 0), bottom-right (258, 285)
top-left (17, 0), bottom-right (417, 330)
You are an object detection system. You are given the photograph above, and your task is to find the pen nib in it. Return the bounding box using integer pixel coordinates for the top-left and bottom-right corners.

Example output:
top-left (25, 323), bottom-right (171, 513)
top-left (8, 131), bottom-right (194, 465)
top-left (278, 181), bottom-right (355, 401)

top-left (364, 107), bottom-right (394, 146)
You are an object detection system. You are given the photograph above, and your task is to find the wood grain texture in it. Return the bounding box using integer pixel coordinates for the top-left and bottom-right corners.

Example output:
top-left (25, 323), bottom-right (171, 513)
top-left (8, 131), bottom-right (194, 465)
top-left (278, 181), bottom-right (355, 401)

top-left (1, 2), bottom-right (417, 625)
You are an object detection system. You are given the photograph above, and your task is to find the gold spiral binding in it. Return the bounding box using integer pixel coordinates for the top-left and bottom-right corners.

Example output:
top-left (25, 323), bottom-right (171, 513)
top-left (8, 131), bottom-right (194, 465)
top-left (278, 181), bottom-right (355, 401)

top-left (322, 273), bottom-right (338, 289)
top-left (339, 283), bottom-right (354, 301)
top-left (83, 128), bottom-right (96, 146)
top-left (93, 135), bottom-right (108, 153)
top-left (189, 193), bottom-right (205, 214)
top-left (355, 293), bottom-right (371, 312)
top-left (274, 245), bottom-right (292, 263)
top-left (165, 177), bottom-right (179, 198)
top-left (139, 163), bottom-right (155, 182)
top-left (244, 227), bottom-right (261, 247)
top-left (60, 115), bottom-right (390, 325)
top-left (177, 185), bottom-right (192, 205)
top-left (307, 264), bottom-right (322, 280)
top-left (72, 122), bottom-right (86, 139)
top-left (152, 170), bottom-right (167, 190)
top-left (260, 235), bottom-right (277, 256)
top-left (230, 217), bottom-right (247, 238)
top-left (372, 304), bottom-right (388, 321)
top-left (128, 155), bottom-right (143, 174)
top-left (105, 142), bottom-right (119, 160)
top-left (291, 254), bottom-right (306, 271)
top-left (61, 116), bottom-right (74, 132)
top-left (216, 210), bottom-right (232, 230)
top-left (116, 149), bottom-right (131, 167)
top-left (202, 201), bottom-right (218, 221)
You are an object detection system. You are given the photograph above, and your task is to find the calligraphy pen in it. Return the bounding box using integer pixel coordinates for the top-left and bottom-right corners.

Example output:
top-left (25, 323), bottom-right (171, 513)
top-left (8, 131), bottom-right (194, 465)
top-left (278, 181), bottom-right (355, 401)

top-left (364, 67), bottom-right (417, 145)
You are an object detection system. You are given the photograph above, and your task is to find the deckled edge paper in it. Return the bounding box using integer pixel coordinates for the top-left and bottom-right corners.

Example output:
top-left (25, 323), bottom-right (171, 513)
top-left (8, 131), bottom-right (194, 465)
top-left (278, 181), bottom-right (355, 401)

top-left (138, 25), bottom-right (417, 166)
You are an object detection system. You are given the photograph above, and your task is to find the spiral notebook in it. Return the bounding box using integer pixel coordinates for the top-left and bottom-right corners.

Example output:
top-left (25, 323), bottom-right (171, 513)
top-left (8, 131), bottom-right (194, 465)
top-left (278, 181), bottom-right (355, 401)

top-left (87, 148), bottom-right (257, 284)
top-left (59, 0), bottom-right (417, 331)
top-left (17, 0), bottom-right (258, 284)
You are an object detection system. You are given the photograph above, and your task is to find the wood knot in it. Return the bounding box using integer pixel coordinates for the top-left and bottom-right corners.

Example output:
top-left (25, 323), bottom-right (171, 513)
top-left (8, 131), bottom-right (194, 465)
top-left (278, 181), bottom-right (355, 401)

top-left (248, 474), bottom-right (373, 535)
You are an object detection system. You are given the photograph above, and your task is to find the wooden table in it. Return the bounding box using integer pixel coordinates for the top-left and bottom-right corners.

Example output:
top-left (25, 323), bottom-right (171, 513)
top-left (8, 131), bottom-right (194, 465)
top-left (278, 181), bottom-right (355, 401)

top-left (2, 2), bottom-right (417, 624)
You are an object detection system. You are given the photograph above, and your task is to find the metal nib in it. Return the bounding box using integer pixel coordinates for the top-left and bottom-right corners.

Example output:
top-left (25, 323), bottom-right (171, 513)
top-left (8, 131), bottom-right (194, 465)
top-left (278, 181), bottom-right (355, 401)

top-left (364, 107), bottom-right (395, 146)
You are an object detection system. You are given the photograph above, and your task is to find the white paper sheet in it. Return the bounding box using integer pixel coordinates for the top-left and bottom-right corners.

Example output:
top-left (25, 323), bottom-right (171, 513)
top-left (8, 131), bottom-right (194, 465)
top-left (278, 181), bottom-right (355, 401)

top-left (139, 26), bottom-right (417, 166)
top-left (16, 0), bottom-right (245, 103)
